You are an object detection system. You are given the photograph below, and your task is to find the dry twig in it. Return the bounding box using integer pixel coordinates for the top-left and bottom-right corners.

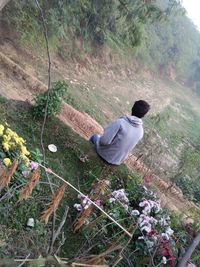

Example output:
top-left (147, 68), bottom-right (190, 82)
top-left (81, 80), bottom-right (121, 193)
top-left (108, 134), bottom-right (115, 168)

top-left (49, 206), bottom-right (69, 254)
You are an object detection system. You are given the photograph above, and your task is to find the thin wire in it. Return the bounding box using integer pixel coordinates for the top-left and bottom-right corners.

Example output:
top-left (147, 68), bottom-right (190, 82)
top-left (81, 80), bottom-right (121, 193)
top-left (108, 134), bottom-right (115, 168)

top-left (38, 163), bottom-right (132, 238)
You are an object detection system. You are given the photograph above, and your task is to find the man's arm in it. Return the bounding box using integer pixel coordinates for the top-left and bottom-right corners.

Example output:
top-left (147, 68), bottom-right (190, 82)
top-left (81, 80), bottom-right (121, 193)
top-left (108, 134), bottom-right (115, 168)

top-left (99, 120), bottom-right (121, 145)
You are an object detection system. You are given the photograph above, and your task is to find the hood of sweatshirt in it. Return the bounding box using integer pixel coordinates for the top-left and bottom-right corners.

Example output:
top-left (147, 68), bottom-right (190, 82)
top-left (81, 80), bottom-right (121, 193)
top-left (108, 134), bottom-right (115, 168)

top-left (121, 115), bottom-right (143, 127)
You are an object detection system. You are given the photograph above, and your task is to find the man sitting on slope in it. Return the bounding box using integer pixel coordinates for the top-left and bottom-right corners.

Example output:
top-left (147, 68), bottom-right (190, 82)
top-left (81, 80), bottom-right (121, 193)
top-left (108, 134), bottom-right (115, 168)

top-left (90, 100), bottom-right (150, 165)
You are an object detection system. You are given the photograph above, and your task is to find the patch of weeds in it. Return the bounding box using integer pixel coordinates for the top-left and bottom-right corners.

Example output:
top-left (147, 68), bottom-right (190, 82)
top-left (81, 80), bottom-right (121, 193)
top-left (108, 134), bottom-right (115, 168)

top-left (33, 80), bottom-right (68, 118)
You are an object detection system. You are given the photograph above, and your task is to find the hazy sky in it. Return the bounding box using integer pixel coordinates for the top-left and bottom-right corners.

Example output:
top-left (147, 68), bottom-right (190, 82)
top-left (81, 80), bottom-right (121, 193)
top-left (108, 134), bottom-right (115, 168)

top-left (182, 0), bottom-right (200, 30)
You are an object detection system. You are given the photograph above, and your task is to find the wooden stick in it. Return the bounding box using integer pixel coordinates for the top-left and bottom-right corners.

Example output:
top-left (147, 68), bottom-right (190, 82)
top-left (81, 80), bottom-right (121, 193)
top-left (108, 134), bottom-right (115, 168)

top-left (177, 231), bottom-right (200, 267)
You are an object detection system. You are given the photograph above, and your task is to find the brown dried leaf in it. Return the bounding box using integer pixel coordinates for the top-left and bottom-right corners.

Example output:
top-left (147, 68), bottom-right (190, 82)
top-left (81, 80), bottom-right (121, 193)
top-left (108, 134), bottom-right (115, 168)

top-left (41, 184), bottom-right (66, 224)
top-left (18, 170), bottom-right (40, 201)
top-left (73, 205), bottom-right (94, 232)
top-left (74, 255), bottom-right (108, 266)
top-left (0, 159), bottom-right (18, 189)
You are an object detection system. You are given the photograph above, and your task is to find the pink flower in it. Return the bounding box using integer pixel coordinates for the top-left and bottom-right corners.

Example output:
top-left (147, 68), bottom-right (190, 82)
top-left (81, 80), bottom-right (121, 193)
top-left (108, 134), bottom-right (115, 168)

top-left (139, 200), bottom-right (149, 207)
top-left (22, 170), bottom-right (30, 177)
top-left (46, 168), bottom-right (52, 173)
top-left (95, 199), bottom-right (101, 206)
top-left (30, 161), bottom-right (39, 170)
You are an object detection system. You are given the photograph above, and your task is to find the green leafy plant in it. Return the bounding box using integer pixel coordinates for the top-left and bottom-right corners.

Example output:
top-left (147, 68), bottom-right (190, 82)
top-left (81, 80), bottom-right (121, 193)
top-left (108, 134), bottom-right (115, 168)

top-left (33, 80), bottom-right (68, 118)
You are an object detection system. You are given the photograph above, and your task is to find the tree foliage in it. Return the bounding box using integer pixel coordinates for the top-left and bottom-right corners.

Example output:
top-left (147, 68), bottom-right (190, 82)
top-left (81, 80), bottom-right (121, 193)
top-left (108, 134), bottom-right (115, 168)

top-left (2, 0), bottom-right (200, 83)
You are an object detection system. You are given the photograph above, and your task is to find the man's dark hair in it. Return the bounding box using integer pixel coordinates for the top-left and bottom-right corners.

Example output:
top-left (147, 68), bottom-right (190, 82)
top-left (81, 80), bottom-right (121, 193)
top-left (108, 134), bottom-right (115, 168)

top-left (131, 100), bottom-right (150, 118)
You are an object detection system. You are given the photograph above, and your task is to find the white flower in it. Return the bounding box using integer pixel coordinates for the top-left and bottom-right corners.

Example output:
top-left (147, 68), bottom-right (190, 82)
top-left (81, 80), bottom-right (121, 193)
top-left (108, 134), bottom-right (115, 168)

top-left (142, 206), bottom-right (151, 214)
top-left (141, 225), bottom-right (152, 233)
top-left (123, 204), bottom-right (129, 211)
top-left (139, 220), bottom-right (150, 227)
top-left (131, 210), bottom-right (140, 216)
top-left (150, 217), bottom-right (158, 225)
top-left (139, 200), bottom-right (149, 207)
top-left (161, 233), bottom-right (170, 240)
top-left (142, 185), bottom-right (148, 192)
top-left (166, 227), bottom-right (174, 236)
top-left (82, 198), bottom-right (88, 205)
top-left (112, 189), bottom-right (129, 203)
top-left (138, 215), bottom-right (151, 226)
top-left (162, 256), bottom-right (167, 264)
top-left (138, 236), bottom-right (144, 240)
top-left (154, 201), bottom-right (161, 213)
top-left (109, 197), bottom-right (116, 203)
top-left (74, 204), bottom-right (82, 211)
top-left (159, 218), bottom-right (169, 227)
top-left (84, 204), bottom-right (90, 210)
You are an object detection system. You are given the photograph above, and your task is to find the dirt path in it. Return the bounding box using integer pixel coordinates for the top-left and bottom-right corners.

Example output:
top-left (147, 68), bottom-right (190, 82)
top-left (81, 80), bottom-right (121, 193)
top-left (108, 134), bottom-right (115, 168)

top-left (0, 49), bottom-right (199, 216)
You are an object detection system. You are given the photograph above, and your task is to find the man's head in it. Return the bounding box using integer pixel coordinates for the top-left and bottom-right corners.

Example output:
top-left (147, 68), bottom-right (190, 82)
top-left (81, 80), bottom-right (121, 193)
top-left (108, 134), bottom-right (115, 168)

top-left (131, 100), bottom-right (150, 118)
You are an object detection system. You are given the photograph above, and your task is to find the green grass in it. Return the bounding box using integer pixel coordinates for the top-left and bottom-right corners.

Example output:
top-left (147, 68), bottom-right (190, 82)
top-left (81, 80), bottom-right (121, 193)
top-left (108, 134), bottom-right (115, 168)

top-left (64, 82), bottom-right (122, 126)
top-left (0, 96), bottom-right (133, 259)
top-left (145, 96), bottom-right (200, 153)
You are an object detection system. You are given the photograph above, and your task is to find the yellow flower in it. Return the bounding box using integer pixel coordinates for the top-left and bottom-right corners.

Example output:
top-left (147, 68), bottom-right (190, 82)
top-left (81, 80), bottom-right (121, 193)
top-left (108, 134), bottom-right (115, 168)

top-left (6, 128), bottom-right (14, 136)
top-left (19, 137), bottom-right (25, 144)
top-left (21, 146), bottom-right (30, 156)
top-left (15, 137), bottom-right (21, 145)
top-left (3, 158), bottom-right (11, 167)
top-left (3, 135), bottom-right (11, 142)
top-left (3, 142), bottom-right (10, 151)
top-left (0, 125), bottom-right (4, 136)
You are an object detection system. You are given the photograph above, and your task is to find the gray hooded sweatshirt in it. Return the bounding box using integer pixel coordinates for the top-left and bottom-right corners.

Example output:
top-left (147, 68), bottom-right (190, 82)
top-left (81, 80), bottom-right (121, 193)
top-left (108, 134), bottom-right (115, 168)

top-left (96, 115), bottom-right (143, 165)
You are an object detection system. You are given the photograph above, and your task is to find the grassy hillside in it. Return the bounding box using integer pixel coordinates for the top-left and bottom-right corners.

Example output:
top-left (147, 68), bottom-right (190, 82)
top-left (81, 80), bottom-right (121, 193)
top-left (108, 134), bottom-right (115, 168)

top-left (1, 96), bottom-right (200, 266)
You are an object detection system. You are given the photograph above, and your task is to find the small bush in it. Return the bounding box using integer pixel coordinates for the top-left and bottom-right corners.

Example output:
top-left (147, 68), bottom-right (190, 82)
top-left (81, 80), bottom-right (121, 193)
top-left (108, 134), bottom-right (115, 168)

top-left (33, 80), bottom-right (68, 117)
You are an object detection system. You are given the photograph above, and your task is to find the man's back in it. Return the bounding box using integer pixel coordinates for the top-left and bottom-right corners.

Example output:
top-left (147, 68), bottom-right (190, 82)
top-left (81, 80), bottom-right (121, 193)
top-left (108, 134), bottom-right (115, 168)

top-left (96, 115), bottom-right (143, 165)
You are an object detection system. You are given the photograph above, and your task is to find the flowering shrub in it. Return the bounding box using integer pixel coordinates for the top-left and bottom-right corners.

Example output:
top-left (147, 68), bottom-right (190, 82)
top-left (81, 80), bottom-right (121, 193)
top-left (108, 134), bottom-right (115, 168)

top-left (73, 180), bottom-right (180, 266)
top-left (0, 124), bottom-right (30, 167)
top-left (0, 124), bottom-right (42, 189)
